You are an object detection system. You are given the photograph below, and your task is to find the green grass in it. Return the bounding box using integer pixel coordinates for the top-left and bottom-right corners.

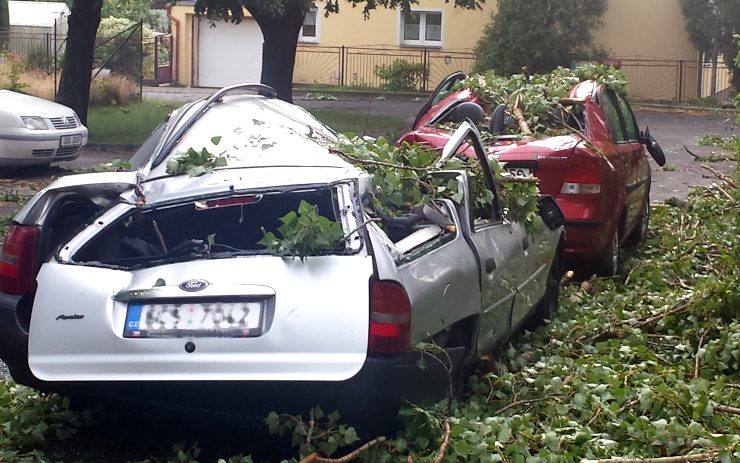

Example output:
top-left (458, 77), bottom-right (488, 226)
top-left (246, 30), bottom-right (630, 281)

top-left (308, 108), bottom-right (408, 140)
top-left (87, 100), bottom-right (182, 144)
top-left (86, 102), bottom-right (409, 145)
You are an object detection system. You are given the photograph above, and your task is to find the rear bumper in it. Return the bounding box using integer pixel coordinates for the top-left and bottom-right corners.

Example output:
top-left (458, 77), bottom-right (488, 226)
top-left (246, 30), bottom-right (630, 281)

top-left (562, 219), bottom-right (612, 261)
top-left (0, 290), bottom-right (462, 430)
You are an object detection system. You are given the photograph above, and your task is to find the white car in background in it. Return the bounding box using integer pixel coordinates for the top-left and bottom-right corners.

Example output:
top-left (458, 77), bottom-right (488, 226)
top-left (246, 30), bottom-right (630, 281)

top-left (0, 90), bottom-right (88, 167)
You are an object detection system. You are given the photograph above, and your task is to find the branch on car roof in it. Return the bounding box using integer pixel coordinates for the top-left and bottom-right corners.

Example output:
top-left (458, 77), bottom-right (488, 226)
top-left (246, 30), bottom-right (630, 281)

top-left (330, 149), bottom-right (431, 173)
top-left (512, 94), bottom-right (533, 136)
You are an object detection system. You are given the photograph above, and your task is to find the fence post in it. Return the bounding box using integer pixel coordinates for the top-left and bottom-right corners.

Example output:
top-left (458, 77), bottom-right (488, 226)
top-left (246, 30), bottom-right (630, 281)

top-left (678, 60), bottom-right (684, 102)
top-left (154, 35), bottom-right (159, 85)
top-left (340, 46), bottom-right (345, 87)
top-left (422, 49), bottom-right (428, 91)
top-left (139, 20), bottom-right (143, 100)
top-left (696, 54), bottom-right (703, 100)
top-left (53, 23), bottom-right (57, 99)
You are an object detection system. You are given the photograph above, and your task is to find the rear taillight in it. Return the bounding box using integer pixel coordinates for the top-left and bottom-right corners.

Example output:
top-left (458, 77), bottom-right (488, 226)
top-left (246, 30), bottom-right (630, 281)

top-left (0, 224), bottom-right (40, 295)
top-left (368, 278), bottom-right (411, 353)
top-left (560, 153), bottom-right (601, 195)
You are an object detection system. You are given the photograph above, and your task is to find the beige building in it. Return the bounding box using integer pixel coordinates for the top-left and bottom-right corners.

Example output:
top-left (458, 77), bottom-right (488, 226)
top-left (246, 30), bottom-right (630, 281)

top-left (167, 0), bottom-right (730, 100)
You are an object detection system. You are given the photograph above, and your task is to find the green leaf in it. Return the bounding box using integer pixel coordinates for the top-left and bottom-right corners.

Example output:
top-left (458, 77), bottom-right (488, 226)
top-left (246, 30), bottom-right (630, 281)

top-left (211, 136), bottom-right (222, 145)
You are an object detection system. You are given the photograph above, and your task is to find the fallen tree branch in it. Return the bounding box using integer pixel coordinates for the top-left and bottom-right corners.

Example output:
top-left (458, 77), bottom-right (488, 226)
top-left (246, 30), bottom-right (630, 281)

top-left (714, 404), bottom-right (740, 415)
top-left (298, 437), bottom-right (387, 463)
top-left (581, 451), bottom-right (719, 463)
top-left (701, 164), bottom-right (737, 189)
top-left (694, 328), bottom-right (710, 378)
top-left (494, 394), bottom-right (560, 414)
top-left (432, 420), bottom-right (451, 463)
top-left (512, 94), bottom-right (532, 136)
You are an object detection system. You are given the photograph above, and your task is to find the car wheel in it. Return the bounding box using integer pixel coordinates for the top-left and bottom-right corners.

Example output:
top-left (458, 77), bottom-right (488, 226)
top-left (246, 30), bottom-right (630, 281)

top-left (628, 200), bottom-right (650, 245)
top-left (525, 254), bottom-right (562, 330)
top-left (597, 231), bottom-right (620, 277)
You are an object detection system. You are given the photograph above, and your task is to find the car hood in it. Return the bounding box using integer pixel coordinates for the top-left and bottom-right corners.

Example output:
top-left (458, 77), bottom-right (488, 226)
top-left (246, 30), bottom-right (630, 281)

top-left (0, 90), bottom-right (77, 117)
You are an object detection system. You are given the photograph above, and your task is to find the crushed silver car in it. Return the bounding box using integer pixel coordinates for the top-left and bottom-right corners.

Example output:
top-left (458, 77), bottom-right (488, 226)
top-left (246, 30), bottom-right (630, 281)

top-left (0, 84), bottom-right (563, 426)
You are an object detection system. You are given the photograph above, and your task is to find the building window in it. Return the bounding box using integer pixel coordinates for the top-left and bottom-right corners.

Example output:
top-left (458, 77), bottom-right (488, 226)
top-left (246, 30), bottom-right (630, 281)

top-left (401, 11), bottom-right (442, 47)
top-left (299, 8), bottom-right (319, 43)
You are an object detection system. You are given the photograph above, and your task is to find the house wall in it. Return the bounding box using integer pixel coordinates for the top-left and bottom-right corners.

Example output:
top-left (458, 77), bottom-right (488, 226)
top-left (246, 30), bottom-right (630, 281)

top-left (169, 5), bottom-right (195, 86)
top-left (171, 0), bottom-right (711, 100)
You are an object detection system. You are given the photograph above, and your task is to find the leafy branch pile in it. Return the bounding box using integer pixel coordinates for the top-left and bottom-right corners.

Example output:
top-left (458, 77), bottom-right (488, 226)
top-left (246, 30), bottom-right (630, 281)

top-left (166, 137), bottom-right (227, 177)
top-left (376, 167), bottom-right (738, 463)
top-left (457, 64), bottom-right (627, 135)
top-left (333, 136), bottom-right (541, 232)
top-left (0, 382), bottom-right (83, 462)
top-left (258, 200), bottom-right (345, 260)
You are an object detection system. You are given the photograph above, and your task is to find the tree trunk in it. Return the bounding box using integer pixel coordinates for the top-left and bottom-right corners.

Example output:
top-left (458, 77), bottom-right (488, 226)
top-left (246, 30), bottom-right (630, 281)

top-left (250, 0), bottom-right (304, 103)
top-left (0, 0), bottom-right (9, 51)
top-left (57, 0), bottom-right (104, 125)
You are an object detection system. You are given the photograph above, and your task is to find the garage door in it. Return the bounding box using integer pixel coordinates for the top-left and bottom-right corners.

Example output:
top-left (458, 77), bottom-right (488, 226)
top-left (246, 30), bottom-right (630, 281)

top-left (197, 17), bottom-right (264, 88)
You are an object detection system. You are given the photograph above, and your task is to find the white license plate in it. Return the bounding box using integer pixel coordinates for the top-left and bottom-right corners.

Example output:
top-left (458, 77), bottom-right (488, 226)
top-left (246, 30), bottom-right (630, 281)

top-left (60, 134), bottom-right (82, 147)
top-left (123, 300), bottom-right (263, 338)
top-left (506, 167), bottom-right (531, 177)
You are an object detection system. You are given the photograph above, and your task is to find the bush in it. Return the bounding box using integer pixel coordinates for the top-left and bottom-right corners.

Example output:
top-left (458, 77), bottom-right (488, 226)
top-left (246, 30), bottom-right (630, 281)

top-left (374, 60), bottom-right (426, 91)
top-left (88, 74), bottom-right (137, 106)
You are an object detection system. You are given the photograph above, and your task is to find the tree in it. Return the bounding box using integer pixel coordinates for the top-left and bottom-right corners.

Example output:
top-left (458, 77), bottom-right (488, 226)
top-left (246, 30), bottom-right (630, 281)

top-left (473, 0), bottom-right (607, 76)
top-left (679, 0), bottom-right (740, 93)
top-left (0, 0), bottom-right (9, 51)
top-left (56, 0), bottom-right (104, 125)
top-left (194, 0), bottom-right (480, 103)
top-left (102, 0), bottom-right (160, 28)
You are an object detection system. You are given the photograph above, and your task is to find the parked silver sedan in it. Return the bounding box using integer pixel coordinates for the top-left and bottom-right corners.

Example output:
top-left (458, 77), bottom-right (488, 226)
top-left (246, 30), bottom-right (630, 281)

top-left (0, 90), bottom-right (88, 167)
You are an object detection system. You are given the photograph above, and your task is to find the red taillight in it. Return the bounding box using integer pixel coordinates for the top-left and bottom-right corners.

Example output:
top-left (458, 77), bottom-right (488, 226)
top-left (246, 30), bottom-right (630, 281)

top-left (368, 279), bottom-right (411, 353)
top-left (0, 224), bottom-right (40, 295)
top-left (560, 153), bottom-right (601, 195)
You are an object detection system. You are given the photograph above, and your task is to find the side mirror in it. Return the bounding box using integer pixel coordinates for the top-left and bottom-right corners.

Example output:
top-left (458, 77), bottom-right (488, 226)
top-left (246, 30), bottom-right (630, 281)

top-left (489, 104), bottom-right (506, 135)
top-left (537, 196), bottom-right (565, 230)
top-left (642, 127), bottom-right (666, 166)
top-left (447, 102), bottom-right (485, 124)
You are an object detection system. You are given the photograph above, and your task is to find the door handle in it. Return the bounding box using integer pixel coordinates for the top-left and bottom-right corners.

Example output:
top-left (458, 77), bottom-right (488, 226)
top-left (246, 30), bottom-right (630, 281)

top-left (522, 236), bottom-right (529, 251)
top-left (485, 258), bottom-right (496, 273)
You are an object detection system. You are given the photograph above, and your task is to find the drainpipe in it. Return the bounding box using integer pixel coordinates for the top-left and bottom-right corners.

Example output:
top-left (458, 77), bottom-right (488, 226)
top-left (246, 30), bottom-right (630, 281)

top-left (166, 4), bottom-right (179, 82)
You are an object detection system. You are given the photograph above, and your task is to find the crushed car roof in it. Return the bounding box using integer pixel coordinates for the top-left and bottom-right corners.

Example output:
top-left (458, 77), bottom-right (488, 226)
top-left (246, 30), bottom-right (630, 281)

top-left (144, 93), bottom-right (349, 181)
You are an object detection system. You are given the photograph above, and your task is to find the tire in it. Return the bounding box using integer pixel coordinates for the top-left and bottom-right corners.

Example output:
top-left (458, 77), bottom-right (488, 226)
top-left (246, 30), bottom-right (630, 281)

top-left (628, 200), bottom-right (650, 244)
top-left (525, 254), bottom-right (562, 330)
top-left (597, 231), bottom-right (620, 277)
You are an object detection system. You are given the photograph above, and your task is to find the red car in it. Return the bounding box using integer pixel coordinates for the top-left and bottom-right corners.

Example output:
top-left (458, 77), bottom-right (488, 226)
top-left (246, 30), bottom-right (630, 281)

top-left (398, 72), bottom-right (666, 275)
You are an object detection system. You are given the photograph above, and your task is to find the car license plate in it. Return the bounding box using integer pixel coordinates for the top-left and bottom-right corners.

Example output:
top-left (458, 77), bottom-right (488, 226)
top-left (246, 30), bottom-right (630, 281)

top-left (506, 167), bottom-right (531, 177)
top-left (60, 134), bottom-right (82, 147)
top-left (123, 300), bottom-right (263, 338)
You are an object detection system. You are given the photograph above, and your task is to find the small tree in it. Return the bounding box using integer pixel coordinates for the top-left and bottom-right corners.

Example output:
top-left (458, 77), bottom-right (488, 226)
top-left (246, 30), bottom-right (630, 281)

top-left (679, 0), bottom-right (740, 93)
top-left (473, 0), bottom-right (607, 76)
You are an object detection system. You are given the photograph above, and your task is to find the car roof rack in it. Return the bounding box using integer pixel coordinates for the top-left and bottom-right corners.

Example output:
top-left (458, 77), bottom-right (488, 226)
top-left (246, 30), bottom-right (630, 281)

top-left (150, 83), bottom-right (277, 168)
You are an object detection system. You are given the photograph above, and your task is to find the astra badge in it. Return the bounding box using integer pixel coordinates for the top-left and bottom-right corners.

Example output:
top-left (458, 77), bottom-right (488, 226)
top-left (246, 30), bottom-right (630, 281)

top-left (179, 279), bottom-right (209, 292)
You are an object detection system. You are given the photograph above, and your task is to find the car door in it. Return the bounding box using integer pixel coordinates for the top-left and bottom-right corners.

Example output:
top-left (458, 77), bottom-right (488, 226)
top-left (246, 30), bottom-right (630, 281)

top-left (597, 89), bottom-right (634, 225)
top-left (411, 71), bottom-right (466, 130)
top-left (615, 94), bottom-right (651, 227)
top-left (440, 123), bottom-right (529, 351)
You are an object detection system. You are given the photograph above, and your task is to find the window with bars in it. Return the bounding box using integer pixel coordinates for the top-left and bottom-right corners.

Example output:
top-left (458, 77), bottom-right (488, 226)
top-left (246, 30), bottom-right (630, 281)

top-left (401, 11), bottom-right (442, 46)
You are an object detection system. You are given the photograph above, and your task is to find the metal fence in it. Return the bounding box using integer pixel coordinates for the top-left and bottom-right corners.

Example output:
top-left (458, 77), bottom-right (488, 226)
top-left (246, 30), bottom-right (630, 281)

top-left (295, 46), bottom-right (735, 103)
top-left (294, 45), bottom-right (476, 91)
top-left (616, 58), bottom-right (734, 103)
top-left (0, 24), bottom-right (173, 100)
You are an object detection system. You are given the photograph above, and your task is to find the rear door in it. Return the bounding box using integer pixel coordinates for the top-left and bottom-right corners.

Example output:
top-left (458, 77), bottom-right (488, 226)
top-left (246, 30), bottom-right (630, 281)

top-left (615, 94), bottom-right (650, 227)
top-left (598, 89), bottom-right (637, 229)
top-left (28, 183), bottom-right (374, 382)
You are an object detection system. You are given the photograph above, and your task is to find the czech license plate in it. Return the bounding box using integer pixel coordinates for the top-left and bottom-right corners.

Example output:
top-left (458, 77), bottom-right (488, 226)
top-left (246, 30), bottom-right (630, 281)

top-left (60, 134), bottom-right (82, 147)
top-left (506, 167), bottom-right (531, 177)
top-left (123, 300), bottom-right (263, 338)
